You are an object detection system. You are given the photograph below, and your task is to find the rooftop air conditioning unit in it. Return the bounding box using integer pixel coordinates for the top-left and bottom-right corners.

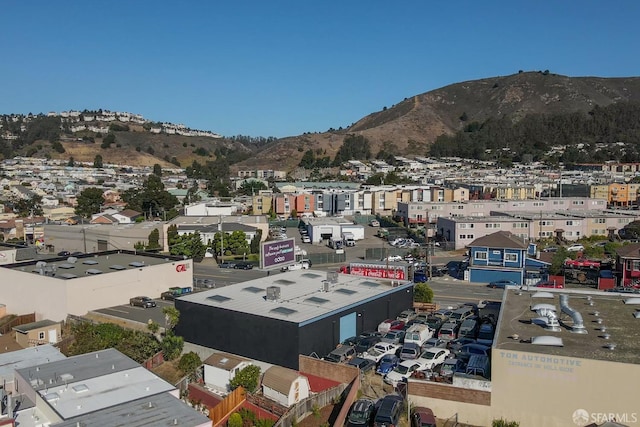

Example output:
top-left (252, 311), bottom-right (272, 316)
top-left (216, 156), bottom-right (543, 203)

top-left (266, 286), bottom-right (281, 302)
top-left (326, 271), bottom-right (338, 284)
top-left (321, 281), bottom-right (330, 292)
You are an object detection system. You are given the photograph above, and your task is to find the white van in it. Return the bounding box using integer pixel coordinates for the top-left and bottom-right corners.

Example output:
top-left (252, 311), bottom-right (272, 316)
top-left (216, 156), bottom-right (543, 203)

top-left (404, 324), bottom-right (433, 348)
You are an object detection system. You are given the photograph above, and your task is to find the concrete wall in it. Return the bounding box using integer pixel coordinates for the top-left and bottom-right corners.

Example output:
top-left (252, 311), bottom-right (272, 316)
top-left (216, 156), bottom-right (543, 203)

top-left (298, 356), bottom-right (358, 384)
top-left (491, 349), bottom-right (640, 427)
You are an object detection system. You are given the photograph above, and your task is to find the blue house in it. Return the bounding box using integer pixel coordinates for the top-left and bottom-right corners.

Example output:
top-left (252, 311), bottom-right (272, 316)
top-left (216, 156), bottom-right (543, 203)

top-left (467, 231), bottom-right (528, 285)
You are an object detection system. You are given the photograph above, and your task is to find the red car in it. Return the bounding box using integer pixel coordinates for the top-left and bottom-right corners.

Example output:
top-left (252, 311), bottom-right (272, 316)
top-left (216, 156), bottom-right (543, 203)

top-left (535, 281), bottom-right (564, 289)
top-left (564, 258), bottom-right (601, 269)
top-left (377, 319), bottom-right (405, 334)
top-left (412, 407), bottom-right (437, 427)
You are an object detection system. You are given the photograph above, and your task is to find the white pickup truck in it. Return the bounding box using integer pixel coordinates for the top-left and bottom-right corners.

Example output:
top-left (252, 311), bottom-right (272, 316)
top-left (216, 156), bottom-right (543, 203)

top-left (280, 260), bottom-right (311, 272)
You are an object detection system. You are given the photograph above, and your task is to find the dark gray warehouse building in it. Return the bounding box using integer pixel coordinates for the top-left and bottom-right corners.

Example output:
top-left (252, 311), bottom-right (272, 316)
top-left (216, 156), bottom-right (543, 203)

top-left (175, 270), bottom-right (414, 369)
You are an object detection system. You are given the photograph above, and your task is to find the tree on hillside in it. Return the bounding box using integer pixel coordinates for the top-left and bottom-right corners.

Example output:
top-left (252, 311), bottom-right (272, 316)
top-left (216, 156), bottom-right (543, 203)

top-left (237, 180), bottom-right (268, 196)
top-left (153, 163), bottom-right (162, 177)
top-left (332, 134), bottom-right (372, 166)
top-left (75, 187), bottom-right (105, 218)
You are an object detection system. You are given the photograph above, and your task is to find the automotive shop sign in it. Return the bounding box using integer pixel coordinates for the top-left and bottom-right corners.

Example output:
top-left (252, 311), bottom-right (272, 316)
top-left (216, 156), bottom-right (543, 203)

top-left (261, 238), bottom-right (295, 269)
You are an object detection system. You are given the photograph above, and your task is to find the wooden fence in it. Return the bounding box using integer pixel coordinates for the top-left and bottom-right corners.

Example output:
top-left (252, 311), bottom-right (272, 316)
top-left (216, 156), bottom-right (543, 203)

top-left (0, 313), bottom-right (36, 334)
top-left (210, 386), bottom-right (246, 426)
top-left (142, 351), bottom-right (164, 370)
top-left (273, 383), bottom-right (347, 427)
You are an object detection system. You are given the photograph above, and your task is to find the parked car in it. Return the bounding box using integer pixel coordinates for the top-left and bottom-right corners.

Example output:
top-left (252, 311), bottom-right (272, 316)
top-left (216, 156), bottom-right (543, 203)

top-left (369, 220), bottom-right (380, 227)
top-left (384, 360), bottom-right (423, 387)
top-left (381, 330), bottom-right (406, 345)
top-left (399, 342), bottom-right (422, 361)
top-left (129, 296), bottom-right (156, 308)
top-left (376, 354), bottom-right (399, 375)
top-left (397, 309), bottom-right (418, 323)
top-left (382, 255), bottom-right (403, 262)
top-left (355, 336), bottom-right (382, 355)
top-left (448, 337), bottom-right (477, 353)
top-left (281, 261), bottom-right (310, 272)
top-left (542, 246), bottom-right (559, 252)
top-left (233, 261), bottom-right (254, 270)
top-left (324, 345), bottom-right (356, 363)
top-left (458, 318), bottom-right (479, 339)
top-left (416, 347), bottom-right (451, 371)
top-left (346, 398), bottom-right (376, 427)
top-left (423, 337), bottom-right (448, 349)
top-left (362, 342), bottom-right (401, 363)
top-left (411, 407), bottom-right (437, 427)
top-left (424, 316), bottom-right (444, 332)
top-left (57, 250), bottom-right (71, 257)
top-left (449, 307), bottom-right (476, 324)
top-left (218, 261), bottom-right (236, 268)
top-left (454, 343), bottom-right (491, 363)
top-left (567, 244), bottom-right (585, 252)
top-left (439, 358), bottom-right (465, 380)
top-left (377, 319), bottom-right (405, 334)
top-left (373, 394), bottom-right (403, 427)
top-left (488, 280), bottom-right (518, 289)
top-left (301, 235), bottom-right (311, 243)
top-left (432, 309), bottom-right (454, 322)
top-left (437, 322), bottom-right (459, 341)
top-left (476, 323), bottom-right (495, 347)
top-left (70, 251), bottom-right (84, 256)
top-left (347, 357), bottom-right (377, 374)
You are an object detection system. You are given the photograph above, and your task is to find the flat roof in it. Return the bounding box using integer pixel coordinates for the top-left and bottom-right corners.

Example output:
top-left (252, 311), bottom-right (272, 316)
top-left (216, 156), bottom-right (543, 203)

top-left (52, 392), bottom-right (211, 427)
top-left (16, 349), bottom-right (175, 420)
top-left (13, 319), bottom-right (59, 333)
top-left (179, 269), bottom-right (413, 325)
top-left (0, 344), bottom-right (66, 382)
top-left (495, 289), bottom-right (640, 365)
top-left (1, 250), bottom-right (179, 280)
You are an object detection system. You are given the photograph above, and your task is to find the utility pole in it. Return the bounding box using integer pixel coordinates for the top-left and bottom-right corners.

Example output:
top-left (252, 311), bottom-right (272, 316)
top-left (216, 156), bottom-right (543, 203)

top-left (82, 227), bottom-right (87, 253)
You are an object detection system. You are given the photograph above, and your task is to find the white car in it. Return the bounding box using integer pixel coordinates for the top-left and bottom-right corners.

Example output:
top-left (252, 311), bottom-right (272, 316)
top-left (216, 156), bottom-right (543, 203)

top-left (301, 235), bottom-right (311, 243)
top-left (281, 261), bottom-right (310, 272)
top-left (382, 255), bottom-right (403, 262)
top-left (362, 342), bottom-right (401, 363)
top-left (415, 347), bottom-right (451, 371)
top-left (567, 244), bottom-right (585, 252)
top-left (384, 360), bottom-right (423, 387)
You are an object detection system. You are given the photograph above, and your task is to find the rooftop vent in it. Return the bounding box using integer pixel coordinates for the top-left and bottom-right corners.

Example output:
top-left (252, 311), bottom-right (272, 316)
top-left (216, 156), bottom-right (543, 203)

top-left (634, 311), bottom-right (640, 319)
top-left (531, 303), bottom-right (556, 312)
top-left (531, 336), bottom-right (564, 347)
top-left (604, 343), bottom-right (617, 350)
top-left (266, 286), bottom-right (281, 302)
top-left (531, 292), bottom-right (554, 299)
top-left (326, 271), bottom-right (339, 283)
top-left (623, 298), bottom-right (640, 305)
top-left (559, 294), bottom-right (587, 334)
top-left (67, 256), bottom-right (78, 264)
top-left (600, 333), bottom-right (611, 340)
top-left (321, 281), bottom-right (330, 292)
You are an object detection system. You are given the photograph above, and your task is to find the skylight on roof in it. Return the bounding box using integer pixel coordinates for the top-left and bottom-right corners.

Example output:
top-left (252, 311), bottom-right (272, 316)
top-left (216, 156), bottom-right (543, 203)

top-left (302, 272), bottom-right (322, 279)
top-left (72, 384), bottom-right (89, 393)
top-left (109, 265), bottom-right (126, 271)
top-left (82, 260), bottom-right (99, 265)
top-left (361, 280), bottom-right (381, 287)
top-left (270, 307), bottom-right (297, 316)
top-left (59, 273), bottom-right (78, 280)
top-left (335, 288), bottom-right (357, 295)
top-left (305, 296), bottom-right (329, 304)
top-left (44, 392), bottom-right (60, 402)
top-left (274, 279), bottom-right (295, 286)
top-left (86, 269), bottom-right (103, 275)
top-left (207, 295), bottom-right (232, 303)
top-left (129, 261), bottom-right (146, 268)
top-left (60, 373), bottom-right (74, 381)
top-left (58, 263), bottom-right (75, 269)
top-left (243, 286), bottom-right (264, 293)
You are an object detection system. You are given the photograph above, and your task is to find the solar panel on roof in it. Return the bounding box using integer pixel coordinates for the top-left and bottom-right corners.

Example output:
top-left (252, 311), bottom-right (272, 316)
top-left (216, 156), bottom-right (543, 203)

top-left (109, 265), bottom-right (126, 271)
top-left (82, 260), bottom-right (98, 265)
top-left (58, 263), bottom-right (75, 269)
top-left (59, 273), bottom-right (78, 279)
top-left (243, 286), bottom-right (264, 293)
top-left (129, 261), bottom-right (146, 268)
top-left (207, 295), bottom-right (231, 303)
top-left (274, 279), bottom-right (295, 286)
top-left (270, 307), bottom-right (297, 316)
top-left (335, 288), bottom-right (357, 295)
top-left (305, 296), bottom-right (329, 304)
top-left (302, 272), bottom-right (322, 278)
top-left (86, 269), bottom-right (103, 275)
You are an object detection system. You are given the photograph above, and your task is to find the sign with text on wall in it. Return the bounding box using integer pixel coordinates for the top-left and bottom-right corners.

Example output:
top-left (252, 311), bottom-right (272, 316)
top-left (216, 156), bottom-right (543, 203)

top-left (261, 238), bottom-right (296, 269)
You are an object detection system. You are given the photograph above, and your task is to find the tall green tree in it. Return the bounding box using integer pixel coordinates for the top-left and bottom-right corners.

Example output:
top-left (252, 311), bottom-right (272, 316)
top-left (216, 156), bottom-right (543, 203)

top-left (153, 163), bottom-right (162, 177)
top-left (75, 187), bottom-right (105, 218)
top-left (147, 228), bottom-right (161, 250)
top-left (237, 180), bottom-right (268, 196)
top-left (93, 154), bottom-right (103, 168)
top-left (169, 231), bottom-right (207, 259)
top-left (121, 174), bottom-right (179, 218)
top-left (230, 365), bottom-right (261, 392)
top-left (12, 195), bottom-right (43, 217)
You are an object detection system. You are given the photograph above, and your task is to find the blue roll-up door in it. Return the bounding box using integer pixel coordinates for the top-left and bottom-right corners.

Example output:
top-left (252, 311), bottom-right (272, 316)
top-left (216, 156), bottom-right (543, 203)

top-left (339, 312), bottom-right (357, 342)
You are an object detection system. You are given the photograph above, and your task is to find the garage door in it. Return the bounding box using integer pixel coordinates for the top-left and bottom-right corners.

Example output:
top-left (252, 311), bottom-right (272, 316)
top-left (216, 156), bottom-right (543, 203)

top-left (339, 312), bottom-right (356, 342)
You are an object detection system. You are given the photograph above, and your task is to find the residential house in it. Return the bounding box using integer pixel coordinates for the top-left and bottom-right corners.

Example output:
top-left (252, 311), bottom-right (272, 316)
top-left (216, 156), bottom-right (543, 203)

top-left (467, 231), bottom-right (529, 285)
top-left (261, 365), bottom-right (310, 408)
top-left (616, 243), bottom-right (640, 287)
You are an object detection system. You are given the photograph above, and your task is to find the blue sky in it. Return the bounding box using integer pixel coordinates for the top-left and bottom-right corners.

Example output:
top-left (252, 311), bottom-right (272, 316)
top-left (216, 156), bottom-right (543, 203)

top-left (1, 1), bottom-right (638, 138)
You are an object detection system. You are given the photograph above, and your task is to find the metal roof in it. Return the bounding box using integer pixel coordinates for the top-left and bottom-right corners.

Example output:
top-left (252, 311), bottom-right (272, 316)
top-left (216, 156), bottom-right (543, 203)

top-left (179, 269), bottom-right (413, 324)
top-left (0, 345), bottom-right (66, 383)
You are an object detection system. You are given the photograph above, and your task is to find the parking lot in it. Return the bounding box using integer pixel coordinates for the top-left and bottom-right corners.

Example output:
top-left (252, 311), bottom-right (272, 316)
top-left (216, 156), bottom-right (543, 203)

top-left (92, 298), bottom-right (175, 328)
